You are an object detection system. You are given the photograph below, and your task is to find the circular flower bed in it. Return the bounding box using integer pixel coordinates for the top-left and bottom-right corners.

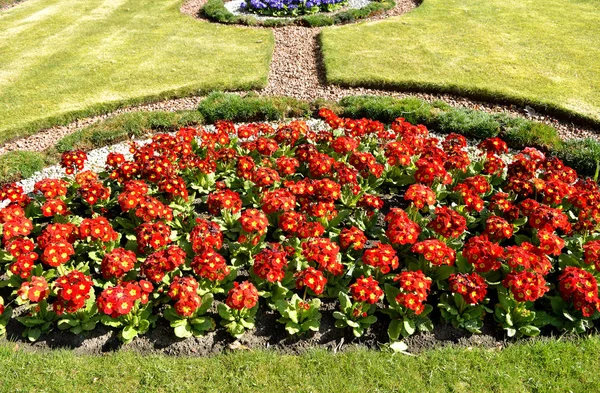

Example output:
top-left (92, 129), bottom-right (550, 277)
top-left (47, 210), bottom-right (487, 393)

top-left (0, 109), bottom-right (599, 346)
top-left (241, 0), bottom-right (348, 16)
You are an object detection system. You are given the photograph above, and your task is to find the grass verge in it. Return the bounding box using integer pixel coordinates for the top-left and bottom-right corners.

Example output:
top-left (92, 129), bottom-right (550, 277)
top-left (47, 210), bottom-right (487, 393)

top-left (320, 0), bottom-right (600, 124)
top-left (1, 337), bottom-right (600, 392)
top-left (0, 0), bottom-right (273, 145)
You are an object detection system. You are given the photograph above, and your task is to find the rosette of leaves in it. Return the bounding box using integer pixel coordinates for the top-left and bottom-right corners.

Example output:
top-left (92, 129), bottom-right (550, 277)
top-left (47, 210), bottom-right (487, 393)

top-left (16, 299), bottom-right (56, 342)
top-left (493, 287), bottom-right (542, 338)
top-left (56, 294), bottom-right (99, 335)
top-left (438, 292), bottom-right (490, 334)
top-left (382, 283), bottom-right (433, 341)
top-left (101, 303), bottom-right (156, 344)
top-left (333, 292), bottom-right (377, 337)
top-left (275, 294), bottom-right (321, 335)
top-left (217, 302), bottom-right (258, 339)
top-left (163, 293), bottom-right (215, 338)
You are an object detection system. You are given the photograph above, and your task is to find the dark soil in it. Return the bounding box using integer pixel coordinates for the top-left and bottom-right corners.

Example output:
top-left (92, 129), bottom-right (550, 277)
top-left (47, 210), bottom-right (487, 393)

top-left (1, 299), bottom-right (505, 356)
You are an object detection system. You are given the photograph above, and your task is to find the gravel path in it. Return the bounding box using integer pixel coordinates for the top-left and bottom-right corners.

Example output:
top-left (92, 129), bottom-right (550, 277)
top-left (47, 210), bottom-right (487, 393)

top-left (0, 0), bottom-right (597, 155)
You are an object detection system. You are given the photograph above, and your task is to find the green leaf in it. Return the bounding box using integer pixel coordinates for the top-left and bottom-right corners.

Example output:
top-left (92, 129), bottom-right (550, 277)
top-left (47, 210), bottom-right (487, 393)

top-left (389, 341), bottom-right (409, 353)
top-left (174, 323), bottom-right (193, 338)
top-left (388, 319), bottom-right (402, 341)
top-left (81, 320), bottom-right (97, 331)
top-left (332, 311), bottom-right (346, 320)
top-left (27, 328), bottom-right (41, 342)
top-left (285, 323), bottom-right (300, 335)
top-left (518, 325), bottom-right (541, 337)
top-left (301, 319), bottom-right (320, 332)
top-left (121, 325), bottom-right (138, 341)
top-left (339, 293), bottom-right (352, 313)
top-left (403, 318), bottom-right (416, 336)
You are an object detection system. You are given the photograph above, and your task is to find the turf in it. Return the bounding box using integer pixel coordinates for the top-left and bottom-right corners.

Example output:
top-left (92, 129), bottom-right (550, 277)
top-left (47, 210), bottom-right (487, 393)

top-left (0, 0), bottom-right (273, 144)
top-left (320, 0), bottom-right (600, 122)
top-left (1, 337), bottom-right (599, 392)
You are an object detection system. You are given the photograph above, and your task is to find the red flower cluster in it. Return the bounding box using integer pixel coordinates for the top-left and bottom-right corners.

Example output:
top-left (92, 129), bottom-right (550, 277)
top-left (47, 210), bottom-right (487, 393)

top-left (484, 215), bottom-right (513, 241)
top-left (141, 245), bottom-right (186, 283)
top-left (33, 179), bottom-right (68, 198)
top-left (385, 208), bottom-right (420, 246)
top-left (101, 248), bottom-right (137, 279)
top-left (404, 184), bottom-right (436, 209)
top-left (350, 276), bottom-right (383, 304)
top-left (394, 270), bottom-right (432, 314)
top-left (253, 248), bottom-right (288, 283)
top-left (411, 239), bottom-right (456, 266)
top-left (7, 238), bottom-right (38, 279)
top-left (240, 209), bottom-right (269, 236)
top-left (207, 189), bottom-right (242, 215)
top-left (339, 226), bottom-right (367, 251)
top-left (226, 281), bottom-right (259, 310)
top-left (558, 267), bottom-right (600, 317)
top-left (136, 221), bottom-right (172, 253)
top-left (60, 150), bottom-right (87, 174)
top-left (302, 237), bottom-right (342, 275)
top-left (583, 240), bottom-right (600, 270)
top-left (462, 235), bottom-right (504, 272)
top-left (53, 271), bottom-right (93, 314)
top-left (261, 189), bottom-right (296, 214)
top-left (428, 206), bottom-right (467, 239)
top-left (41, 240), bottom-right (74, 267)
top-left (449, 273), bottom-right (487, 304)
top-left (192, 249), bottom-right (230, 281)
top-left (362, 242), bottom-right (399, 274)
top-left (168, 276), bottom-right (201, 317)
top-left (18, 276), bottom-right (49, 303)
top-left (80, 217), bottom-right (118, 243)
top-left (97, 281), bottom-right (152, 318)
top-left (503, 271), bottom-right (548, 302)
top-left (295, 267), bottom-right (327, 295)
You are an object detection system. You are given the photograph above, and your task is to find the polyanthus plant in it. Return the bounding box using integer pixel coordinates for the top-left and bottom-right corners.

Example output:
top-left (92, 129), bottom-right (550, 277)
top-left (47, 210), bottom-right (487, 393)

top-left (2, 108), bottom-right (600, 347)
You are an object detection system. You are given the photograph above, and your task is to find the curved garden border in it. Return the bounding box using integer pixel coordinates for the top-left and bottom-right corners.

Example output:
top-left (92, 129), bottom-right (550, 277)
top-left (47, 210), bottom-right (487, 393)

top-left (2, 94), bottom-right (600, 356)
top-left (197, 0), bottom-right (408, 27)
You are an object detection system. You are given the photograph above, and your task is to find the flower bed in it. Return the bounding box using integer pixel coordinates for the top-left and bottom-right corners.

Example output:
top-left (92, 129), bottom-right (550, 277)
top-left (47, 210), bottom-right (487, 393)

top-left (0, 109), bottom-right (599, 346)
top-left (241, 0), bottom-right (348, 17)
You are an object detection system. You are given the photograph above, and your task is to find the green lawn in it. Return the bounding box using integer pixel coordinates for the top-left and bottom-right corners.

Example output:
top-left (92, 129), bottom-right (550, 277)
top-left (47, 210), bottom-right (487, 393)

top-left (321, 0), bottom-right (600, 122)
top-left (0, 0), bottom-right (273, 144)
top-left (1, 337), bottom-right (600, 392)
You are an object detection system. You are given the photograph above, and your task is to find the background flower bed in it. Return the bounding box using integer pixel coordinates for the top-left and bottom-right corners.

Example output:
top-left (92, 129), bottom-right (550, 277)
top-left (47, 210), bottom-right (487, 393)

top-left (241, 0), bottom-right (348, 17)
top-left (2, 100), bottom-right (600, 349)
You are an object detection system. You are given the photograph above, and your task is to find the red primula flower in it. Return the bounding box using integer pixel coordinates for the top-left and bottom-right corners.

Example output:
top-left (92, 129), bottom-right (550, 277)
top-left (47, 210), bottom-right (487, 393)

top-left (141, 245), bottom-right (186, 283)
top-left (302, 237), bottom-right (342, 275)
top-left (53, 270), bottom-right (93, 314)
top-left (503, 271), bottom-right (549, 302)
top-left (239, 209), bottom-right (269, 236)
top-left (404, 184), bottom-right (436, 209)
top-left (80, 216), bottom-right (118, 243)
top-left (462, 235), bottom-right (504, 273)
top-left (483, 215), bottom-right (513, 241)
top-left (428, 206), bottom-right (467, 239)
top-left (394, 270), bottom-right (432, 314)
top-left (339, 226), bottom-right (368, 251)
top-left (168, 276), bottom-right (202, 317)
top-left (136, 221), bottom-right (172, 253)
top-left (41, 240), bottom-right (75, 267)
top-left (558, 267), bottom-right (600, 317)
top-left (17, 276), bottom-right (49, 303)
top-left (226, 281), bottom-right (258, 310)
top-left (192, 249), bottom-right (230, 282)
top-left (295, 267), bottom-right (327, 295)
top-left (362, 242), bottom-right (399, 274)
top-left (60, 150), bottom-right (87, 175)
top-left (385, 208), bottom-right (421, 246)
top-left (411, 239), bottom-right (456, 266)
top-left (449, 272), bottom-right (488, 305)
top-left (350, 276), bottom-right (383, 304)
top-left (33, 179), bottom-right (69, 198)
top-left (252, 248), bottom-right (288, 283)
top-left (207, 189), bottom-right (243, 215)
top-left (101, 248), bottom-right (137, 279)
